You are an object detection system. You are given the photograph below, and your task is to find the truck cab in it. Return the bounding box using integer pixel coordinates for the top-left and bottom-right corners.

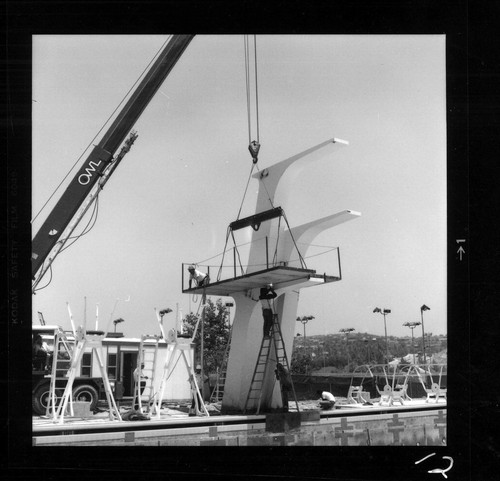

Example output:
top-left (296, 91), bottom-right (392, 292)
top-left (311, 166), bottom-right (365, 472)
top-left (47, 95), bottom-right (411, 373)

top-left (32, 325), bottom-right (104, 415)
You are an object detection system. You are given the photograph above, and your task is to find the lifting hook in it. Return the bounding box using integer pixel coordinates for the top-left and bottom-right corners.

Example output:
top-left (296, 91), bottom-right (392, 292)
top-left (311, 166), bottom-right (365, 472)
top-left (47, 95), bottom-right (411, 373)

top-left (248, 140), bottom-right (260, 164)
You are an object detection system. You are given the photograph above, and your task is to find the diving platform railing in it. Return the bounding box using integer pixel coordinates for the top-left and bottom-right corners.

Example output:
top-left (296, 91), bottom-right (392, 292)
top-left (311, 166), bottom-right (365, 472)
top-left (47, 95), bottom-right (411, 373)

top-left (182, 238), bottom-right (342, 296)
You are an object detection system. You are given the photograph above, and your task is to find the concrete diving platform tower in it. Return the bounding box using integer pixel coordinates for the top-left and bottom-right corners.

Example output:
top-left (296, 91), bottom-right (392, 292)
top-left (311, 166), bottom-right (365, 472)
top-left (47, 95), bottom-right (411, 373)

top-left (184, 138), bottom-right (360, 414)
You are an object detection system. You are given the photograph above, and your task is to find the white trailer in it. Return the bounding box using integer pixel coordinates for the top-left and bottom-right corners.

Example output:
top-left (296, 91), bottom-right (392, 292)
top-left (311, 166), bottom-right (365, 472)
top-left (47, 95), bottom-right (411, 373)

top-left (32, 325), bottom-right (193, 415)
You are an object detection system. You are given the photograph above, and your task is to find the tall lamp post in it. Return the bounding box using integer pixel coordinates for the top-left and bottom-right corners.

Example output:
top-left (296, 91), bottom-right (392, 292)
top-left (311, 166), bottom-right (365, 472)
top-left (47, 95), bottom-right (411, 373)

top-left (420, 305), bottom-right (430, 363)
top-left (113, 318), bottom-right (124, 333)
top-left (297, 315), bottom-right (314, 373)
top-left (373, 308), bottom-right (391, 362)
top-left (403, 321), bottom-right (421, 364)
top-left (340, 328), bottom-right (355, 371)
top-left (362, 337), bottom-right (369, 364)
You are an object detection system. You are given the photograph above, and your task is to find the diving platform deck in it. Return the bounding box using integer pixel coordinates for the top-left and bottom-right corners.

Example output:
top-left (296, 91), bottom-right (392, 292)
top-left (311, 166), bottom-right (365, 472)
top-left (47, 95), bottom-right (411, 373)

top-left (183, 266), bottom-right (340, 297)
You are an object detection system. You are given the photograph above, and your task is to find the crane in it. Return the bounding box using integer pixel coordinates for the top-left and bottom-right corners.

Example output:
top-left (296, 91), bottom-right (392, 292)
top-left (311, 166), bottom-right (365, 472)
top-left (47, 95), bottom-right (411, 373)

top-left (32, 35), bottom-right (194, 292)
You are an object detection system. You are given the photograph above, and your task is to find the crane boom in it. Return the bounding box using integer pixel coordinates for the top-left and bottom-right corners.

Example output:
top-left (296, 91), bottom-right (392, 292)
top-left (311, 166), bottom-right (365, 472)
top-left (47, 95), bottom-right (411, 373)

top-left (32, 34), bottom-right (194, 280)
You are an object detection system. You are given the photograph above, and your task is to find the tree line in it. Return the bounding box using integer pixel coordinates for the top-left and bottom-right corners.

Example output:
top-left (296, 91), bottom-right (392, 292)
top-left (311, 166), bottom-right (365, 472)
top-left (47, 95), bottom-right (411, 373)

top-left (181, 299), bottom-right (447, 377)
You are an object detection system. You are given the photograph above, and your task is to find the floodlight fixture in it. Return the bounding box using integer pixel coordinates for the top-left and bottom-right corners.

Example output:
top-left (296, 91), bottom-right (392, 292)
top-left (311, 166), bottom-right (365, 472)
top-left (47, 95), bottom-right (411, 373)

top-left (113, 317), bottom-right (124, 333)
top-left (339, 327), bottom-right (355, 334)
top-left (403, 321), bottom-right (421, 328)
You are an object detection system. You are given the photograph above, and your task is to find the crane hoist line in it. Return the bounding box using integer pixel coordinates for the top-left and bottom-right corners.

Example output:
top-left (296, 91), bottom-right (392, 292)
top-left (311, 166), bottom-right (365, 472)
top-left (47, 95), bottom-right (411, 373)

top-left (31, 35), bottom-right (194, 284)
top-left (244, 35), bottom-right (260, 164)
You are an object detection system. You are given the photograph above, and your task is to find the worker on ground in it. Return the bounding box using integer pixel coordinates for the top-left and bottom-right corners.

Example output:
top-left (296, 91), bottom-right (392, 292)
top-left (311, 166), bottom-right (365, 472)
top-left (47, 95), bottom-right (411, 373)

top-left (133, 362), bottom-right (148, 411)
top-left (317, 390), bottom-right (336, 410)
top-left (275, 363), bottom-right (292, 412)
top-left (189, 364), bottom-right (205, 416)
top-left (188, 265), bottom-right (209, 288)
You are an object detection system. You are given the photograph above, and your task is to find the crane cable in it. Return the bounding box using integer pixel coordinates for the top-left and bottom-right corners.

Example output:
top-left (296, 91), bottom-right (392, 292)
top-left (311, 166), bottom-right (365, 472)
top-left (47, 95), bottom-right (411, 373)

top-left (245, 35), bottom-right (260, 160)
top-left (232, 35), bottom-right (261, 226)
top-left (239, 35), bottom-right (274, 213)
top-left (218, 35), bottom-right (262, 281)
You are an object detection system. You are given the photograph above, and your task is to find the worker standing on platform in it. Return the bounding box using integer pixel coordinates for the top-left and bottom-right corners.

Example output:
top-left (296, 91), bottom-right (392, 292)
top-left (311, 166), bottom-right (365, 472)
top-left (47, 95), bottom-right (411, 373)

top-left (275, 362), bottom-right (292, 412)
top-left (188, 265), bottom-right (209, 288)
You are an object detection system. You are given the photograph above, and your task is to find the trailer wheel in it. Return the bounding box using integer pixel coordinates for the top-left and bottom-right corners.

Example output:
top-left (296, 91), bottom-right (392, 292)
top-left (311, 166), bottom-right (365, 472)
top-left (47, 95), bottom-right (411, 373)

top-left (72, 384), bottom-right (99, 411)
top-left (32, 383), bottom-right (61, 415)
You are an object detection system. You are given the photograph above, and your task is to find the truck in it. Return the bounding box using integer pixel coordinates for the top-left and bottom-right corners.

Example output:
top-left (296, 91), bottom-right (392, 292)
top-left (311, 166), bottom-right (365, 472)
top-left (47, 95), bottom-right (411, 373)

top-left (32, 324), bottom-right (193, 415)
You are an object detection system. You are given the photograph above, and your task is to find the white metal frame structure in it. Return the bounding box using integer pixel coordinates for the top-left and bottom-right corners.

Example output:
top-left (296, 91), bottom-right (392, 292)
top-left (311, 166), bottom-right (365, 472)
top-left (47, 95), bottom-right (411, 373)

top-left (52, 328), bottom-right (121, 423)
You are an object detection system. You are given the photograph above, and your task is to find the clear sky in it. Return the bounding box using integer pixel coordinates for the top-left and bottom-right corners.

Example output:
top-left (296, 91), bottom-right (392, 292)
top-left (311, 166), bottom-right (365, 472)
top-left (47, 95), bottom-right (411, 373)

top-left (32, 35), bottom-right (447, 340)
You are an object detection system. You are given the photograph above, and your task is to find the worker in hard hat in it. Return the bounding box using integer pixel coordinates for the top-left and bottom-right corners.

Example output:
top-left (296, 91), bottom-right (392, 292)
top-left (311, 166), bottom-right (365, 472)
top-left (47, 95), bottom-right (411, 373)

top-left (188, 265), bottom-right (209, 288)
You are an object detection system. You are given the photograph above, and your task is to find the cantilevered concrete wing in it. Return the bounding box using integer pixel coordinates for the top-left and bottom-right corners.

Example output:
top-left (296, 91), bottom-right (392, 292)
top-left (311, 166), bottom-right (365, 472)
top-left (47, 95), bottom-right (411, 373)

top-left (182, 266), bottom-right (340, 297)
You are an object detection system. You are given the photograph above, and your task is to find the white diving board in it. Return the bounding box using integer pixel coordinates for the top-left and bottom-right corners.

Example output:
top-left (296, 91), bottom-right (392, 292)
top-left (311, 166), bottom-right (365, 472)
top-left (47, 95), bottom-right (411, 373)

top-left (183, 266), bottom-right (340, 297)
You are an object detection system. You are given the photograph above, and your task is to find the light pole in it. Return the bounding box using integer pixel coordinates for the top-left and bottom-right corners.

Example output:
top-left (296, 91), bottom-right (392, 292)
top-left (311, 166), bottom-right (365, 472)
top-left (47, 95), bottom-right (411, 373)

top-left (340, 328), bottom-right (355, 371)
top-left (362, 337), bottom-right (370, 364)
top-left (297, 315), bottom-right (314, 373)
top-left (296, 316), bottom-right (314, 350)
top-left (403, 321), bottom-right (421, 364)
top-left (225, 302), bottom-right (234, 326)
top-left (420, 304), bottom-right (430, 363)
top-left (113, 318), bottom-right (124, 333)
top-left (373, 308), bottom-right (391, 362)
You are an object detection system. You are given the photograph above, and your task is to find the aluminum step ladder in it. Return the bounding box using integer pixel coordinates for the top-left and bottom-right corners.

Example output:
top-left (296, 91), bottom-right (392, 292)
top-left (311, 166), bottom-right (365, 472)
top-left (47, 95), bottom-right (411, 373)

top-left (243, 312), bottom-right (299, 414)
top-left (47, 328), bottom-right (75, 419)
top-left (134, 335), bottom-right (160, 413)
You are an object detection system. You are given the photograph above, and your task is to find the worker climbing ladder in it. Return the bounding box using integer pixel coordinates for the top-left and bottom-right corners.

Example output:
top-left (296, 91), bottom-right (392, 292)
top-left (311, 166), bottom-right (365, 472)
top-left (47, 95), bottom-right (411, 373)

top-left (243, 310), bottom-right (299, 414)
top-left (51, 328), bottom-right (121, 423)
top-left (46, 327), bottom-right (75, 418)
top-left (210, 323), bottom-right (233, 404)
top-left (134, 335), bottom-right (161, 413)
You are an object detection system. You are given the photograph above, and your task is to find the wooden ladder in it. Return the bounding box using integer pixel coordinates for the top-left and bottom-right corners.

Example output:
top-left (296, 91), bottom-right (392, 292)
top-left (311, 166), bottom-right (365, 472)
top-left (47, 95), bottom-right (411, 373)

top-left (210, 324), bottom-right (233, 404)
top-left (243, 313), bottom-right (299, 414)
top-left (47, 328), bottom-right (74, 419)
top-left (135, 335), bottom-right (160, 412)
